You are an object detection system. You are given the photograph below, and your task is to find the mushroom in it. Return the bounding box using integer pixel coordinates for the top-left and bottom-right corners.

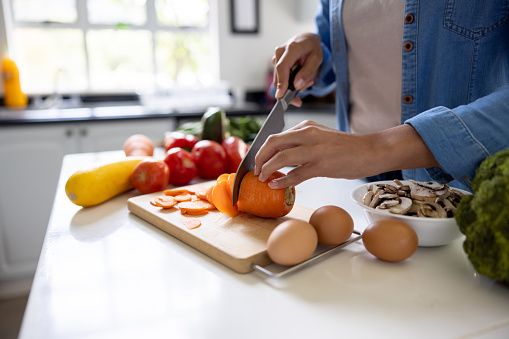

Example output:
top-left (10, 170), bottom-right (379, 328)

top-left (417, 202), bottom-right (448, 218)
top-left (379, 199), bottom-right (400, 209)
top-left (369, 190), bottom-right (383, 208)
top-left (389, 197), bottom-right (413, 215)
top-left (362, 191), bottom-right (374, 206)
top-left (408, 180), bottom-right (445, 190)
top-left (410, 184), bottom-right (439, 202)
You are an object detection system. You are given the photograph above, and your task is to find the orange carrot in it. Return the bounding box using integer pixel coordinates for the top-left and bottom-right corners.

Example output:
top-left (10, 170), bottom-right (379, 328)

top-left (150, 196), bottom-right (177, 209)
top-left (178, 200), bottom-right (216, 213)
top-left (180, 217), bottom-right (201, 229)
top-left (237, 171), bottom-right (295, 218)
top-left (164, 189), bottom-right (191, 196)
top-left (205, 185), bottom-right (215, 204)
top-left (227, 173), bottom-right (236, 199)
top-left (181, 209), bottom-right (209, 215)
top-left (174, 193), bottom-right (192, 201)
top-left (212, 179), bottom-right (239, 217)
top-left (194, 187), bottom-right (209, 200)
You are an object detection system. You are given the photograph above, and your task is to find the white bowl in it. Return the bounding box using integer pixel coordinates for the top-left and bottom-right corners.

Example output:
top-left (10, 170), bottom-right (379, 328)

top-left (351, 180), bottom-right (470, 247)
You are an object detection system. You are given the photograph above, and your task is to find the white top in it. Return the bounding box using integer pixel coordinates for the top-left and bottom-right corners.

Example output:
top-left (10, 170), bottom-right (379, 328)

top-left (19, 150), bottom-right (509, 339)
top-left (343, 0), bottom-right (405, 134)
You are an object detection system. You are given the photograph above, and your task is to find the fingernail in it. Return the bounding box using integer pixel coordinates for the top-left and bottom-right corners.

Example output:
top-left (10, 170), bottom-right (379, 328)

top-left (275, 88), bottom-right (282, 98)
top-left (295, 78), bottom-right (306, 90)
top-left (268, 179), bottom-right (280, 189)
top-left (258, 173), bottom-right (265, 182)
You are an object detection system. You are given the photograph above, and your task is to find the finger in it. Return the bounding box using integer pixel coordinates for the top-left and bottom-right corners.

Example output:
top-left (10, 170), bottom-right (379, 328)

top-left (267, 164), bottom-right (316, 189)
top-left (254, 130), bottom-right (305, 178)
top-left (259, 146), bottom-right (310, 182)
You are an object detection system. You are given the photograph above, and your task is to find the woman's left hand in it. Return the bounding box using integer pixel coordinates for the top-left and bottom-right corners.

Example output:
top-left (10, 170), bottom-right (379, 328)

top-left (254, 120), bottom-right (439, 188)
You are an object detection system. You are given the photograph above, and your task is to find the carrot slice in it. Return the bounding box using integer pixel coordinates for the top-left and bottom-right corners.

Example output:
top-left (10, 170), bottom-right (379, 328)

top-left (178, 200), bottom-right (216, 213)
top-left (194, 187), bottom-right (209, 200)
top-left (181, 209), bottom-right (209, 215)
top-left (164, 189), bottom-right (191, 196)
top-left (180, 217), bottom-right (201, 229)
top-left (174, 193), bottom-right (192, 201)
top-left (217, 173), bottom-right (229, 184)
top-left (212, 179), bottom-right (239, 217)
top-left (227, 173), bottom-right (236, 199)
top-left (150, 196), bottom-right (177, 209)
top-left (205, 185), bottom-right (215, 205)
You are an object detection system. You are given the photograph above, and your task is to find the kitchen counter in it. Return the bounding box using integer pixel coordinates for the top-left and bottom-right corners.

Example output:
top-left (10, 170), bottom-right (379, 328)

top-left (19, 151), bottom-right (509, 339)
top-left (0, 102), bottom-right (268, 125)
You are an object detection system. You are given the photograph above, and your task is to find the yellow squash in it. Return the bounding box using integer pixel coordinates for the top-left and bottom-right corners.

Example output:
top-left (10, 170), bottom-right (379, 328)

top-left (65, 156), bottom-right (145, 207)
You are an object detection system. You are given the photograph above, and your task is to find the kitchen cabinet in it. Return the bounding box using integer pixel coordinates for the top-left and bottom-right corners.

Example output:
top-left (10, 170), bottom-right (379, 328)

top-left (0, 118), bottom-right (172, 288)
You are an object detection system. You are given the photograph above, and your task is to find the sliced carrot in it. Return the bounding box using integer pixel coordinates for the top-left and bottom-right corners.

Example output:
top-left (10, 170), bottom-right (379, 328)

top-left (164, 189), bottom-right (191, 196)
top-left (227, 173), bottom-right (236, 199)
top-left (178, 200), bottom-right (216, 213)
top-left (212, 179), bottom-right (239, 217)
top-left (150, 196), bottom-right (177, 209)
top-left (181, 209), bottom-right (209, 215)
top-left (174, 193), bottom-right (192, 201)
top-left (194, 187), bottom-right (209, 200)
top-left (180, 217), bottom-right (201, 229)
top-left (217, 173), bottom-right (229, 184)
top-left (205, 185), bottom-right (215, 205)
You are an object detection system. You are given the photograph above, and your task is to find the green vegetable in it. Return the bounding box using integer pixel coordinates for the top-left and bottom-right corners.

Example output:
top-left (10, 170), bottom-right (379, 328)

top-left (176, 109), bottom-right (263, 143)
top-left (200, 106), bottom-right (230, 143)
top-left (456, 148), bottom-right (509, 285)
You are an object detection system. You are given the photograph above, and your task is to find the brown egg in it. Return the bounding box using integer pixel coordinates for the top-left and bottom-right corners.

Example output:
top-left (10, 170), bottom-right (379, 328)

top-left (267, 220), bottom-right (318, 266)
top-left (309, 205), bottom-right (354, 245)
top-left (362, 220), bottom-right (418, 262)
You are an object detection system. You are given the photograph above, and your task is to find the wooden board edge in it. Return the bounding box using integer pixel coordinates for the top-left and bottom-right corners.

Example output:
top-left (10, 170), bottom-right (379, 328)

top-left (127, 199), bottom-right (258, 274)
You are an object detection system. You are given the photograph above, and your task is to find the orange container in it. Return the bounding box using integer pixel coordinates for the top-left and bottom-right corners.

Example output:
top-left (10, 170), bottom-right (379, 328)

top-left (2, 55), bottom-right (27, 108)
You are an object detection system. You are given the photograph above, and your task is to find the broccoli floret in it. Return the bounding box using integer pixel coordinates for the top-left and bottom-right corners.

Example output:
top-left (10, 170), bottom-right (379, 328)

top-left (456, 149), bottom-right (509, 285)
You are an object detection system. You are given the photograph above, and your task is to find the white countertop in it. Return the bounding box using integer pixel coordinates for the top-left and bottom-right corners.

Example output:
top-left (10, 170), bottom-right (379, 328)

top-left (19, 151), bottom-right (509, 339)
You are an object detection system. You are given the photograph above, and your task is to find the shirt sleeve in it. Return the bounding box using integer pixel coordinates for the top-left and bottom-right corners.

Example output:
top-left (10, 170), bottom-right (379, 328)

top-left (405, 84), bottom-right (509, 187)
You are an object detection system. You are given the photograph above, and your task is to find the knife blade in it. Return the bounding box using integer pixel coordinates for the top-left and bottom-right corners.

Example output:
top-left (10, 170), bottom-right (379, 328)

top-left (231, 66), bottom-right (302, 205)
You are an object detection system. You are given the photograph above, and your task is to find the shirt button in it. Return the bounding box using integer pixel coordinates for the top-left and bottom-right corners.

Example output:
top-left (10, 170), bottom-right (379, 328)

top-left (405, 13), bottom-right (414, 24)
top-left (404, 41), bottom-right (414, 51)
top-left (403, 95), bottom-right (413, 104)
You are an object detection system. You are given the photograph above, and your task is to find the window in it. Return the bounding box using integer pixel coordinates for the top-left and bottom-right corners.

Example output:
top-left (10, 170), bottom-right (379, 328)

top-left (3, 0), bottom-right (214, 94)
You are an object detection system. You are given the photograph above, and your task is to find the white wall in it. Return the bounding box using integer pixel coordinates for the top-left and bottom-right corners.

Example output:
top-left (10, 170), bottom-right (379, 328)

top-left (215, 0), bottom-right (318, 100)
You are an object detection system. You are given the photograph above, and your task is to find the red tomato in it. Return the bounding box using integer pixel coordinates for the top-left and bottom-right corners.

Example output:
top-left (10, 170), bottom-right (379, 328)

top-left (221, 136), bottom-right (248, 173)
top-left (130, 158), bottom-right (170, 194)
top-left (164, 131), bottom-right (199, 152)
top-left (164, 147), bottom-right (198, 186)
top-left (191, 140), bottom-right (228, 179)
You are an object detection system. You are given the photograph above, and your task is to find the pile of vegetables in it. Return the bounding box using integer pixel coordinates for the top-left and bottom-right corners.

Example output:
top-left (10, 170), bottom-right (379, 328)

top-left (66, 107), bottom-right (261, 208)
top-left (456, 148), bottom-right (509, 285)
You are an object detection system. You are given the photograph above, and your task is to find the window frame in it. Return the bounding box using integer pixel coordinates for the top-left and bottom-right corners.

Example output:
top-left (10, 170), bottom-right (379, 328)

top-left (0, 0), bottom-right (215, 95)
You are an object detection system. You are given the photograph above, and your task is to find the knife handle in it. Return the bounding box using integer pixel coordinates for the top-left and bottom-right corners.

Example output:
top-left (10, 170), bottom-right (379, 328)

top-left (288, 64), bottom-right (302, 91)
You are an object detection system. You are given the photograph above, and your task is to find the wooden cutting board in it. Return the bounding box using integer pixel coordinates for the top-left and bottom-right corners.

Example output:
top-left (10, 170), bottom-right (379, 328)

top-left (127, 182), bottom-right (315, 273)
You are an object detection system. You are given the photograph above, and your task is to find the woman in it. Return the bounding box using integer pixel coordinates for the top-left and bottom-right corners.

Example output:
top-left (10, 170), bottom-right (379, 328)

top-left (254, 0), bottom-right (509, 192)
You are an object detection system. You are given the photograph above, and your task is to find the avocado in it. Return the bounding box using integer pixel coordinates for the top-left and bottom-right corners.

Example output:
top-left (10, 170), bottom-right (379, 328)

top-left (201, 106), bottom-right (230, 143)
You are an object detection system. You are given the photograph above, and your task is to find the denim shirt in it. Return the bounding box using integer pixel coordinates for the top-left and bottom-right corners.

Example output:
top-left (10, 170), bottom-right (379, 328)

top-left (308, 0), bottom-right (509, 191)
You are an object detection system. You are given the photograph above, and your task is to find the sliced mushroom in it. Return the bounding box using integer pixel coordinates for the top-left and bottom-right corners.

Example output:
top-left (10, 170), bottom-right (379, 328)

top-left (379, 199), bottom-right (400, 209)
top-left (417, 202), bottom-right (448, 218)
top-left (408, 180), bottom-right (445, 190)
top-left (389, 197), bottom-right (413, 215)
top-left (410, 184), bottom-right (438, 202)
top-left (362, 191), bottom-right (374, 206)
top-left (369, 190), bottom-right (383, 208)
top-left (436, 198), bottom-right (457, 217)
top-left (379, 193), bottom-right (399, 199)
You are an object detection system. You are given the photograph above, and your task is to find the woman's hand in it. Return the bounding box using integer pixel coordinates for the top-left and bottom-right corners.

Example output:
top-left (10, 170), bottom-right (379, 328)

top-left (254, 121), bottom-right (439, 188)
top-left (273, 33), bottom-right (323, 106)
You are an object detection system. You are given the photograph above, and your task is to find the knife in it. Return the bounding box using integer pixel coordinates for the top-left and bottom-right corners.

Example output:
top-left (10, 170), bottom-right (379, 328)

top-left (231, 65), bottom-right (302, 205)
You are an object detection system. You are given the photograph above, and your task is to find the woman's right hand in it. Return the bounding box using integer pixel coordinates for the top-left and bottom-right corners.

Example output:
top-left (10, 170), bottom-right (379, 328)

top-left (272, 32), bottom-right (323, 106)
